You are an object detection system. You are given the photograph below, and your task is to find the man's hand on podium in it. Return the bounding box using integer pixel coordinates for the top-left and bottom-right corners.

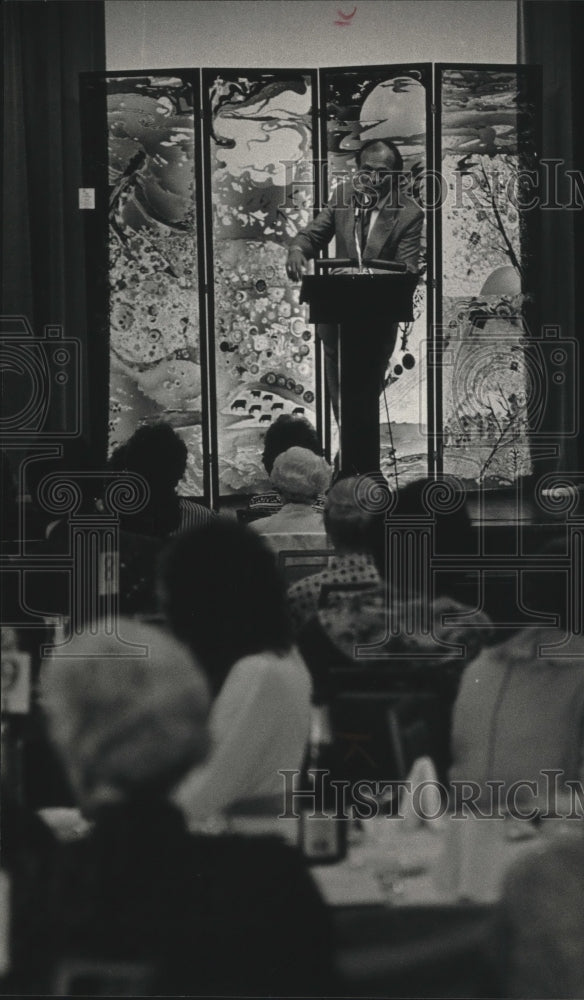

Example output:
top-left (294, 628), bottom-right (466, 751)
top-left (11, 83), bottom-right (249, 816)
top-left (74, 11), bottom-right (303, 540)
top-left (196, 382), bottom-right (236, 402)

top-left (286, 246), bottom-right (308, 282)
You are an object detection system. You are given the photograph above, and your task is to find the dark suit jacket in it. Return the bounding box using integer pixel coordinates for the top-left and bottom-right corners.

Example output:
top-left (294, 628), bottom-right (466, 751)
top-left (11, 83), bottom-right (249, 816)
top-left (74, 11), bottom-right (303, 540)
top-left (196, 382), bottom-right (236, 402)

top-left (293, 183), bottom-right (424, 273)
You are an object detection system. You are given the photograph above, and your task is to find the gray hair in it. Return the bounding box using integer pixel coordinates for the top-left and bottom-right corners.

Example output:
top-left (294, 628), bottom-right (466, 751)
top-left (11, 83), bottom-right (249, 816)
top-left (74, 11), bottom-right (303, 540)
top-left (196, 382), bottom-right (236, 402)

top-left (41, 619), bottom-right (210, 812)
top-left (270, 446), bottom-right (330, 503)
top-left (324, 476), bottom-right (379, 553)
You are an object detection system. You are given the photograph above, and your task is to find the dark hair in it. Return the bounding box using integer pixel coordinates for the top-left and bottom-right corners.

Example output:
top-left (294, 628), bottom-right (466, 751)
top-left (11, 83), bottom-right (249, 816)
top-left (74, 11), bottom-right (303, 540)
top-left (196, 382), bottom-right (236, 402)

top-left (356, 138), bottom-right (403, 173)
top-left (261, 414), bottom-right (322, 475)
top-left (385, 477), bottom-right (475, 601)
top-left (108, 423), bottom-right (188, 538)
top-left (392, 476), bottom-right (473, 552)
top-left (120, 423), bottom-right (188, 488)
top-left (158, 519), bottom-right (293, 694)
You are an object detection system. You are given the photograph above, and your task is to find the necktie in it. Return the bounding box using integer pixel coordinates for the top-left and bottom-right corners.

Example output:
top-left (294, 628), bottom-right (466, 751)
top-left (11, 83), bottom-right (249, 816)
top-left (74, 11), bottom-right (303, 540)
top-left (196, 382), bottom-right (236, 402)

top-left (360, 209), bottom-right (372, 243)
top-left (355, 209), bottom-right (371, 265)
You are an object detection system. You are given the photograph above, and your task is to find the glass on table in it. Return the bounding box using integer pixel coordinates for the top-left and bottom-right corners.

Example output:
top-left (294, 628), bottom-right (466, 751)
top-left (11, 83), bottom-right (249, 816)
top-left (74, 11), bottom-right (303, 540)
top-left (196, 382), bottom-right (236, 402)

top-left (348, 814), bottom-right (438, 902)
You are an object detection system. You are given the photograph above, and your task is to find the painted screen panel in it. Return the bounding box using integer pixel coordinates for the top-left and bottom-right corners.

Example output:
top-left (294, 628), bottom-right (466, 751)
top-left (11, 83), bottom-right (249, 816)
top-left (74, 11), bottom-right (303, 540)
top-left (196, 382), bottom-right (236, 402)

top-left (319, 65), bottom-right (431, 485)
top-left (106, 74), bottom-right (206, 497)
top-left (438, 66), bottom-right (539, 486)
top-left (203, 70), bottom-right (318, 497)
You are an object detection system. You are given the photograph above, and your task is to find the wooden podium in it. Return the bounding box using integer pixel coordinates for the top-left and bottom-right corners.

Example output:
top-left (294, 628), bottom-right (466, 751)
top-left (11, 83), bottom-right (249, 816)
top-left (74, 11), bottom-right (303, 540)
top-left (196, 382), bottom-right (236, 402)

top-left (300, 262), bottom-right (417, 475)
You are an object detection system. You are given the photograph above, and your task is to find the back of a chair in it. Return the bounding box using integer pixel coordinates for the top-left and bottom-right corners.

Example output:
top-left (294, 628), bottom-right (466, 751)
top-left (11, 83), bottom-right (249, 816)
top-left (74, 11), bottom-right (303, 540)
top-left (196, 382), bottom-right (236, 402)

top-left (334, 902), bottom-right (497, 998)
top-left (237, 506), bottom-right (272, 525)
top-left (330, 688), bottom-right (441, 787)
top-left (278, 546), bottom-right (334, 586)
top-left (299, 578), bottom-right (460, 783)
top-left (54, 958), bottom-right (155, 997)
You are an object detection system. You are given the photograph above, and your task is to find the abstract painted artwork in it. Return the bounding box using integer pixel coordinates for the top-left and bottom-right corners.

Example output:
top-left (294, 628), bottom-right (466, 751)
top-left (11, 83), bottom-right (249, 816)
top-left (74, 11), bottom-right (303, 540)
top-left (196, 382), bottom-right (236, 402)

top-left (438, 67), bottom-right (539, 485)
top-left (320, 65), bottom-right (430, 485)
top-left (83, 65), bottom-right (540, 501)
top-left (106, 74), bottom-right (206, 496)
top-left (203, 70), bottom-right (318, 496)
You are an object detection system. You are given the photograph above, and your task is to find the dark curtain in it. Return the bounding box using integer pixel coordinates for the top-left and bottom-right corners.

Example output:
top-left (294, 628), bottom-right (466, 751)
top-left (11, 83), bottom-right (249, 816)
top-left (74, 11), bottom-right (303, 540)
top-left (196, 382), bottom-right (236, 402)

top-left (1, 0), bottom-right (105, 445)
top-left (518, 0), bottom-right (584, 475)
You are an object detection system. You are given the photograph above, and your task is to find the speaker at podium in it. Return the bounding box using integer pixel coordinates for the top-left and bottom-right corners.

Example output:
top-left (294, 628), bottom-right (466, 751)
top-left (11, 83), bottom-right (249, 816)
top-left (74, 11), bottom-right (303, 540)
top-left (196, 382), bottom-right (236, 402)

top-left (300, 260), bottom-right (418, 476)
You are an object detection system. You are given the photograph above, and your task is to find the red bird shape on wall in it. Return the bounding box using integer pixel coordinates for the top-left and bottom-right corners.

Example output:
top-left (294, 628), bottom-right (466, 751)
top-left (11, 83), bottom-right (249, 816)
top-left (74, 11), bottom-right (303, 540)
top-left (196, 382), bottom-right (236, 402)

top-left (334, 6), bottom-right (357, 26)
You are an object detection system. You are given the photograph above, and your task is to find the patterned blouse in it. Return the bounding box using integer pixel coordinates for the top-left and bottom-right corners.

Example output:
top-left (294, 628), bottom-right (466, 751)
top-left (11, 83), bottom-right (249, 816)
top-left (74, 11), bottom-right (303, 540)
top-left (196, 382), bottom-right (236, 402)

top-left (316, 588), bottom-right (493, 668)
top-left (287, 552), bottom-right (381, 633)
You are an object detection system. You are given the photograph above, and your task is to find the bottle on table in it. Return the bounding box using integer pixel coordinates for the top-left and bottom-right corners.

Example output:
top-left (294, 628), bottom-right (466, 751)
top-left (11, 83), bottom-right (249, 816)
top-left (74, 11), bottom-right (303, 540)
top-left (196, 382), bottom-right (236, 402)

top-left (298, 703), bottom-right (347, 864)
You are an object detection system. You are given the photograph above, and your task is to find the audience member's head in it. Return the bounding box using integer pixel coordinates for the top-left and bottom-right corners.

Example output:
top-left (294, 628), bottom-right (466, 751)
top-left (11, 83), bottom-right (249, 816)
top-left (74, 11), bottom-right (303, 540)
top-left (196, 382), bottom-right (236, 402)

top-left (392, 476), bottom-right (474, 554)
top-left (115, 423), bottom-right (188, 490)
top-left (386, 476), bottom-right (475, 602)
top-left (324, 475), bottom-right (384, 558)
top-left (270, 447), bottom-right (330, 505)
top-left (41, 620), bottom-right (210, 814)
top-left (108, 422), bottom-right (189, 537)
top-left (261, 414), bottom-right (322, 476)
top-left (158, 519), bottom-right (293, 695)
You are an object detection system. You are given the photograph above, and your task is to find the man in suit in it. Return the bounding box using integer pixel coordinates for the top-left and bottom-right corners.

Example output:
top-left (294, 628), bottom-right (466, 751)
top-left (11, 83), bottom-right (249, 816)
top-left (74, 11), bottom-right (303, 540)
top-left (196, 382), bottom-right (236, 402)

top-left (286, 138), bottom-right (423, 422)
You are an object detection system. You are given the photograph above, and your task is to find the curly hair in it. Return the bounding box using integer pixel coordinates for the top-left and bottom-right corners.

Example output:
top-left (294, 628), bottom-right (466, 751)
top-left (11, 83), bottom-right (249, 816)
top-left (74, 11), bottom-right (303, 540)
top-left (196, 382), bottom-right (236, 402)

top-left (122, 423), bottom-right (188, 488)
top-left (158, 519), bottom-right (293, 694)
top-left (270, 447), bottom-right (330, 503)
top-left (107, 423), bottom-right (189, 537)
top-left (261, 414), bottom-right (322, 475)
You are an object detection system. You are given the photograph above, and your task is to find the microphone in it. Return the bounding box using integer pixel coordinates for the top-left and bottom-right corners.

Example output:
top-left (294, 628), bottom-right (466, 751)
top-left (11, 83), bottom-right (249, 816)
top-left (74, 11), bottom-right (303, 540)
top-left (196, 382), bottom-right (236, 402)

top-left (353, 189), bottom-right (374, 211)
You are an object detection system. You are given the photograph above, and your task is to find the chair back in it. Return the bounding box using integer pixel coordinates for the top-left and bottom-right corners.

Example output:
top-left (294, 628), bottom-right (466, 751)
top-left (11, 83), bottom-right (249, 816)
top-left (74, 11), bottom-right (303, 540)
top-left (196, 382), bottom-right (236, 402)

top-left (53, 958), bottom-right (155, 996)
top-left (335, 903), bottom-right (497, 997)
top-left (278, 546), bottom-right (334, 585)
top-left (330, 688), bottom-right (441, 787)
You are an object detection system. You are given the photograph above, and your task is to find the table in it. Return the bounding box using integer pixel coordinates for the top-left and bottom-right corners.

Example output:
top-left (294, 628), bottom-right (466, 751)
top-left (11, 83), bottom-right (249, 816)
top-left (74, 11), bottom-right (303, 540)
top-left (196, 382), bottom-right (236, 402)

top-left (310, 819), bottom-right (445, 907)
top-left (42, 807), bottom-right (568, 905)
top-left (40, 808), bottom-right (576, 997)
top-left (229, 814), bottom-right (501, 996)
top-left (230, 811), bottom-right (555, 906)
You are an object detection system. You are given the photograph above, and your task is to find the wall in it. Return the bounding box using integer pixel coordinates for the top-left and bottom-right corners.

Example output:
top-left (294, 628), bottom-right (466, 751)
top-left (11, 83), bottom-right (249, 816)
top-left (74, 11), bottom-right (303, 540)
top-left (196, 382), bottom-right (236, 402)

top-left (105, 0), bottom-right (517, 71)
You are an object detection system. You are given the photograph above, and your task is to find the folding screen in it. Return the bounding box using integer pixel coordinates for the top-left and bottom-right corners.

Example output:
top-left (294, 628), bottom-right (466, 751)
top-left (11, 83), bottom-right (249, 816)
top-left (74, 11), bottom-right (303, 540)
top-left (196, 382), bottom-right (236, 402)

top-left (201, 70), bottom-right (319, 498)
top-left (81, 64), bottom-right (540, 503)
top-left (319, 64), bottom-right (432, 486)
top-left (81, 71), bottom-right (209, 499)
top-left (435, 65), bottom-right (540, 486)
